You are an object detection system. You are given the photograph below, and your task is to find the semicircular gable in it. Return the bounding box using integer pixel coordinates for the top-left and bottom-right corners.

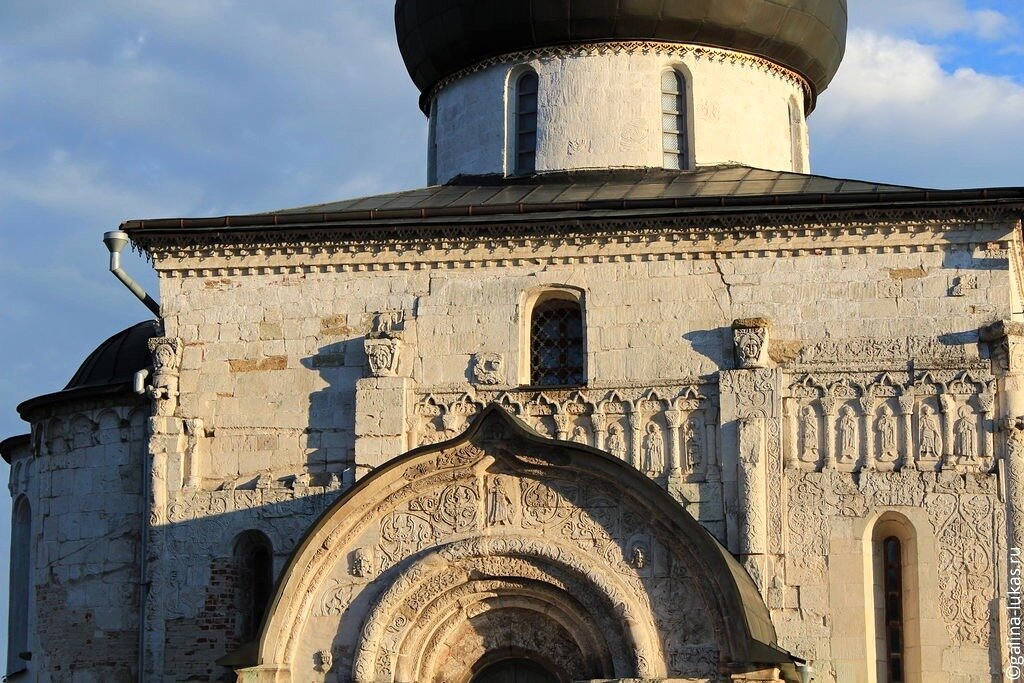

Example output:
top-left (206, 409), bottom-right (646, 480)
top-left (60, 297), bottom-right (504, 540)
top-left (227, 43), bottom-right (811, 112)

top-left (249, 405), bottom-right (792, 681)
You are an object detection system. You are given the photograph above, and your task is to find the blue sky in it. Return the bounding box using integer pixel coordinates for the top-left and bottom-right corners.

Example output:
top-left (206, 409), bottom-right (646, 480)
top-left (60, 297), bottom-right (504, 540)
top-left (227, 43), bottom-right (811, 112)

top-left (0, 0), bottom-right (1022, 654)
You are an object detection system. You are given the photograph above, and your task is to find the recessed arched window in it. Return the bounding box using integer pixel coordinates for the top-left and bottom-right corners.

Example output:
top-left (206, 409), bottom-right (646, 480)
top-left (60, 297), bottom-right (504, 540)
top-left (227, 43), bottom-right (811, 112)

top-left (789, 98), bottom-right (805, 173)
top-left (514, 70), bottom-right (539, 175)
top-left (661, 69), bottom-right (689, 170)
top-left (529, 294), bottom-right (585, 387)
top-left (869, 514), bottom-right (919, 683)
top-left (234, 530), bottom-right (274, 642)
top-left (881, 536), bottom-right (905, 683)
top-left (8, 497), bottom-right (31, 672)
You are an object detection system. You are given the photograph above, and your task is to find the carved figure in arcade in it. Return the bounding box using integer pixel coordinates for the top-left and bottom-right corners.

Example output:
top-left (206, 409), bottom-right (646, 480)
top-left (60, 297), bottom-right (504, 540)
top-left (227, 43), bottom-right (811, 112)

top-left (954, 406), bottom-right (977, 460)
top-left (486, 478), bottom-right (514, 527)
top-left (920, 405), bottom-right (942, 460)
top-left (685, 417), bottom-right (704, 472)
top-left (606, 424), bottom-right (627, 461)
top-left (643, 423), bottom-right (665, 476)
top-left (877, 405), bottom-right (899, 467)
top-left (838, 406), bottom-right (858, 463)
top-left (571, 426), bottom-right (589, 445)
top-left (799, 405), bottom-right (819, 464)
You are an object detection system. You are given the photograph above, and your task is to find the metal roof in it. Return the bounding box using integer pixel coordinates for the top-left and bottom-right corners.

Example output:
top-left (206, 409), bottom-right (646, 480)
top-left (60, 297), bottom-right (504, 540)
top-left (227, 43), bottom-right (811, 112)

top-left (396, 0), bottom-right (848, 110)
top-left (16, 321), bottom-right (159, 417)
top-left (120, 166), bottom-right (1024, 238)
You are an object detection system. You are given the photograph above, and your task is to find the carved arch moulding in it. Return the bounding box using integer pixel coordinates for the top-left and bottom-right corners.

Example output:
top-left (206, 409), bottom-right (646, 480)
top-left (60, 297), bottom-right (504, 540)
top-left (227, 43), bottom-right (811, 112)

top-left (235, 406), bottom-right (799, 683)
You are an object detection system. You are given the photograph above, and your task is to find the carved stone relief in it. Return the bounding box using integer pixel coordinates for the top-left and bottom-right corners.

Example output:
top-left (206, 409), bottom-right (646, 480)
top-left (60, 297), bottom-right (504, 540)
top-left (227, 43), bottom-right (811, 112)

top-left (471, 352), bottom-right (505, 386)
top-left (147, 337), bottom-right (183, 417)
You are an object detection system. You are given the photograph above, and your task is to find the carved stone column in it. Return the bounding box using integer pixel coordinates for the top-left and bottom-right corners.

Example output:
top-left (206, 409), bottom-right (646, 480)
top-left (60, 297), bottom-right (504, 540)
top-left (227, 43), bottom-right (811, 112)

top-left (719, 325), bottom-right (779, 594)
top-left (665, 409), bottom-right (683, 474)
top-left (590, 412), bottom-right (607, 451)
top-left (859, 396), bottom-right (876, 471)
top-left (355, 312), bottom-right (414, 476)
top-left (143, 335), bottom-right (184, 680)
top-left (626, 408), bottom-right (643, 471)
top-left (782, 398), bottom-right (798, 470)
top-left (982, 322), bottom-right (1024, 556)
top-left (552, 413), bottom-right (571, 441)
top-left (819, 395), bottom-right (837, 470)
top-left (897, 392), bottom-right (916, 471)
top-left (939, 393), bottom-right (956, 469)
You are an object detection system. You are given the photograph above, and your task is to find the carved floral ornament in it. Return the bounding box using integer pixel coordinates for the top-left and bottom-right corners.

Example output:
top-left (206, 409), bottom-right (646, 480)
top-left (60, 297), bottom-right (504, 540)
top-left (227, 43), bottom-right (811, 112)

top-left (240, 406), bottom-right (785, 682)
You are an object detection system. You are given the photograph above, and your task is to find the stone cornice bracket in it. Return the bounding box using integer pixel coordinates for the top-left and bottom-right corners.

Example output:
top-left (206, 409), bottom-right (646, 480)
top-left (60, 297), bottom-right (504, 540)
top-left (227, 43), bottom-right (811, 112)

top-left (147, 336), bottom-right (183, 417)
top-left (365, 310), bottom-right (410, 379)
top-left (732, 318), bottom-right (773, 370)
top-left (981, 320), bottom-right (1024, 375)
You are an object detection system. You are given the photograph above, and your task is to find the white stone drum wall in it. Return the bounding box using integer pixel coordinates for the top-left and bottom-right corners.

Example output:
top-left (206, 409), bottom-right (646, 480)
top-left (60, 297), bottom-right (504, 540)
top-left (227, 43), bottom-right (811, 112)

top-left (18, 400), bottom-right (149, 682)
top-left (431, 43), bottom-right (810, 183)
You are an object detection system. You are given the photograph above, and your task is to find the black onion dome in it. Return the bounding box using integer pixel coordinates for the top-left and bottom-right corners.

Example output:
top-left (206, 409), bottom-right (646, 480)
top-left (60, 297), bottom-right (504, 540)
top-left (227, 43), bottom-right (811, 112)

top-left (64, 320), bottom-right (159, 391)
top-left (396, 0), bottom-right (847, 106)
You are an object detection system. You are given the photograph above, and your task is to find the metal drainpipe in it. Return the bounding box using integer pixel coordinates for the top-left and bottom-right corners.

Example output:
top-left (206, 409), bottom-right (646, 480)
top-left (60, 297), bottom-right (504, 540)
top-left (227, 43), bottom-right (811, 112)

top-left (104, 227), bottom-right (159, 680)
top-left (103, 231), bottom-right (160, 316)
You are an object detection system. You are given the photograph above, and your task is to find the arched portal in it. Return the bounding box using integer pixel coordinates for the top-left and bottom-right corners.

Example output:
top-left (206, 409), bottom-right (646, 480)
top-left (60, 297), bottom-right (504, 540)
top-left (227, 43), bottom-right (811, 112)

top-left (239, 406), bottom-right (798, 682)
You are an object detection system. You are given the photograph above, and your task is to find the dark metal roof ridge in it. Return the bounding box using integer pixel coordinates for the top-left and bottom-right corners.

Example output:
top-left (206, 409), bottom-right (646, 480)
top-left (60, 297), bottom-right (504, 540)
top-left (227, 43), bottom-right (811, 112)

top-left (0, 434), bottom-right (31, 464)
top-left (16, 382), bottom-right (148, 421)
top-left (121, 189), bottom-right (1024, 237)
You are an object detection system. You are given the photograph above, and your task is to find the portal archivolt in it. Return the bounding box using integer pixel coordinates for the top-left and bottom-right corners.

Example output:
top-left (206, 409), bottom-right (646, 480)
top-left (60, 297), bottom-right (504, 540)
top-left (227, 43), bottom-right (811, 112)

top-left (244, 406), bottom-right (792, 682)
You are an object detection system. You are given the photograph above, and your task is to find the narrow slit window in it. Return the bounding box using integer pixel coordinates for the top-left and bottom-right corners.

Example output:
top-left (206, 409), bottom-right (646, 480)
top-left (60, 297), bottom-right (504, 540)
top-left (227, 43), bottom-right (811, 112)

top-left (530, 298), bottom-right (584, 386)
top-left (789, 99), bottom-right (805, 173)
top-left (515, 71), bottom-right (539, 174)
top-left (661, 70), bottom-right (689, 170)
top-left (882, 536), bottom-right (905, 683)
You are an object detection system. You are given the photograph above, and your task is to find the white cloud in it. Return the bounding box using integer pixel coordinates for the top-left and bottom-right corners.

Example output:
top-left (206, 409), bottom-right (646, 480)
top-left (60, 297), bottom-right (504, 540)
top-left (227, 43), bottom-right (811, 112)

top-left (812, 30), bottom-right (1024, 187)
top-left (853, 0), bottom-right (1017, 41)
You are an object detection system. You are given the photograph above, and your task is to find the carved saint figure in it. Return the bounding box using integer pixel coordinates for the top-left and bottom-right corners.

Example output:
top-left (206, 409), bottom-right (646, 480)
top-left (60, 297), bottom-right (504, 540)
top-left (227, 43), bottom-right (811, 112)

top-left (643, 423), bottom-right (665, 475)
top-left (877, 405), bottom-right (898, 462)
top-left (571, 426), bottom-right (589, 445)
top-left (919, 405), bottom-right (941, 458)
top-left (799, 405), bottom-right (818, 463)
top-left (486, 478), bottom-right (514, 526)
top-left (313, 649), bottom-right (333, 673)
top-left (954, 406), bottom-right (977, 459)
top-left (838, 406), bottom-right (858, 461)
top-left (685, 417), bottom-right (703, 472)
top-left (607, 424), bottom-right (627, 461)
top-left (631, 545), bottom-right (646, 569)
top-left (351, 547), bottom-right (374, 578)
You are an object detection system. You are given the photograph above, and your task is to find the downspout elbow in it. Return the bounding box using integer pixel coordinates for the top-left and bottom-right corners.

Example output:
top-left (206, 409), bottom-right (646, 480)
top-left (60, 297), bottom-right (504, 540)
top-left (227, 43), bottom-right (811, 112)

top-left (103, 231), bottom-right (160, 316)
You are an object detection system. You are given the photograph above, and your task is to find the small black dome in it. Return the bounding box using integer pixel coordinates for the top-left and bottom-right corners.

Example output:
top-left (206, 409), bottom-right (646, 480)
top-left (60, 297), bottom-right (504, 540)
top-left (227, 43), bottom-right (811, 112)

top-left (396, 0), bottom-right (847, 107)
top-left (64, 321), bottom-right (160, 391)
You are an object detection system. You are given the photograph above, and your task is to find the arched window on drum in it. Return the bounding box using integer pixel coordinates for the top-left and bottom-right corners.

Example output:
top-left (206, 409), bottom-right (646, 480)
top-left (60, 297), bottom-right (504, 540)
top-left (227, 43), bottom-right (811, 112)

top-left (661, 69), bottom-right (690, 170)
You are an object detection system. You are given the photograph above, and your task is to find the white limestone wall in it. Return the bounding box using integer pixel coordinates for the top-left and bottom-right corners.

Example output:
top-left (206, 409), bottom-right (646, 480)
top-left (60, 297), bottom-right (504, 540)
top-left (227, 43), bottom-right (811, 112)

top-left (157, 221), bottom-right (1016, 482)
top-left (431, 44), bottom-right (810, 183)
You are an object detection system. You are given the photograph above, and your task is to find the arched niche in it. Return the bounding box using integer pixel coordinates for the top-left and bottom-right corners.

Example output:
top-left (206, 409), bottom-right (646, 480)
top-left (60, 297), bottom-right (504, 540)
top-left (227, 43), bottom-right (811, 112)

top-left (237, 406), bottom-right (797, 682)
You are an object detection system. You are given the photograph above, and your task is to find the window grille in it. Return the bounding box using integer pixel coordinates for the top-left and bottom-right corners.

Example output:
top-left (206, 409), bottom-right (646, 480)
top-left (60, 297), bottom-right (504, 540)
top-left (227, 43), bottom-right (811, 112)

top-left (882, 536), bottom-right (905, 683)
top-left (530, 298), bottom-right (584, 386)
top-left (661, 70), bottom-right (689, 170)
top-left (235, 531), bottom-right (273, 642)
top-left (516, 71), bottom-right (538, 174)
